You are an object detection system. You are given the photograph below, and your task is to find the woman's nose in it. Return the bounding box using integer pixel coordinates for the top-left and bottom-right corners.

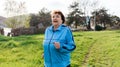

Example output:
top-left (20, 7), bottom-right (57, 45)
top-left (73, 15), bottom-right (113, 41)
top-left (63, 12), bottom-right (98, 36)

top-left (53, 17), bottom-right (57, 20)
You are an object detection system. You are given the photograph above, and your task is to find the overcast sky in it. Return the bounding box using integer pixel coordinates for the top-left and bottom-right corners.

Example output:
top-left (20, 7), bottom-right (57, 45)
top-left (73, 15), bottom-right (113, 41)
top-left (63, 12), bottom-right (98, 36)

top-left (0, 0), bottom-right (120, 17)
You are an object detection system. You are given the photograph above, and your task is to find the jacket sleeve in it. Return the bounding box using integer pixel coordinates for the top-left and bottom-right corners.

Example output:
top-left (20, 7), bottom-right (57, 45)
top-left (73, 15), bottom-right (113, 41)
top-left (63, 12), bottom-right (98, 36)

top-left (58, 28), bottom-right (76, 53)
top-left (44, 27), bottom-right (49, 39)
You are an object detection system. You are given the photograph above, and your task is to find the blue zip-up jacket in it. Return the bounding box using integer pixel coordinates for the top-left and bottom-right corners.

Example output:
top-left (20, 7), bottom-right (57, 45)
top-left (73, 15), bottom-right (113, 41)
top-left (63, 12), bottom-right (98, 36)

top-left (43, 24), bottom-right (76, 67)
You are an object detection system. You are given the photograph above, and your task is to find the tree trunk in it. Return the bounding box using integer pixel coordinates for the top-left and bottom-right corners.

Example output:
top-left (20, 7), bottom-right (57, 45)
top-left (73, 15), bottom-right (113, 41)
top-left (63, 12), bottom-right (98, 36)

top-left (75, 22), bottom-right (77, 28)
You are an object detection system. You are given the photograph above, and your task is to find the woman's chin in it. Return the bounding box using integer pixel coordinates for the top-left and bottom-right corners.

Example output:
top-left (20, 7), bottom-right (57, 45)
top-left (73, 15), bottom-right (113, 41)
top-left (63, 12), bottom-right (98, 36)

top-left (53, 23), bottom-right (59, 26)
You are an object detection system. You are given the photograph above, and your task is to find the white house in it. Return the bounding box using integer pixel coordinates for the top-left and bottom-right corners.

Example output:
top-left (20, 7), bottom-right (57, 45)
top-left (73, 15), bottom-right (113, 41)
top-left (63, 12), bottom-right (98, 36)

top-left (3, 28), bottom-right (12, 36)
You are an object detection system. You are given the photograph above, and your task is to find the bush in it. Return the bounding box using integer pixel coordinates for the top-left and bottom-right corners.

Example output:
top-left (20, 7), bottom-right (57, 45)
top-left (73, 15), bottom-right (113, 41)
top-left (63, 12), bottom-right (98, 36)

top-left (35, 28), bottom-right (46, 34)
top-left (95, 25), bottom-right (105, 31)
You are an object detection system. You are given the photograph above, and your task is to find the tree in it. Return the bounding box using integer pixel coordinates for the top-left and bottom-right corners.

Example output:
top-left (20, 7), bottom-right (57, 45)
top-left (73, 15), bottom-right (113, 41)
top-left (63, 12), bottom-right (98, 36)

top-left (29, 14), bottom-right (39, 27)
top-left (80, 0), bottom-right (90, 16)
top-left (38, 8), bottom-right (51, 27)
top-left (91, 8), bottom-right (111, 28)
top-left (29, 8), bottom-right (51, 27)
top-left (110, 15), bottom-right (120, 26)
top-left (4, 17), bottom-right (18, 28)
top-left (80, 0), bottom-right (99, 30)
top-left (67, 1), bottom-right (83, 28)
top-left (4, 0), bottom-right (28, 28)
top-left (4, 0), bottom-right (26, 17)
top-left (4, 15), bottom-right (30, 28)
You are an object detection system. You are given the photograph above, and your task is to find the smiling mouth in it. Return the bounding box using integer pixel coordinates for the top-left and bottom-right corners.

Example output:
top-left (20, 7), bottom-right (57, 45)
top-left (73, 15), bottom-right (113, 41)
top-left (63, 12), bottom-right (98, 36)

top-left (53, 21), bottom-right (58, 22)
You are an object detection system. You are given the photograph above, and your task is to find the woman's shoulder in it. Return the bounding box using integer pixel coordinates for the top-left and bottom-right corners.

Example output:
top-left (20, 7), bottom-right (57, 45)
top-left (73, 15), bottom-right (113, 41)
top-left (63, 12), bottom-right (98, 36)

top-left (46, 25), bottom-right (53, 30)
top-left (61, 24), bottom-right (69, 28)
top-left (62, 24), bottom-right (71, 30)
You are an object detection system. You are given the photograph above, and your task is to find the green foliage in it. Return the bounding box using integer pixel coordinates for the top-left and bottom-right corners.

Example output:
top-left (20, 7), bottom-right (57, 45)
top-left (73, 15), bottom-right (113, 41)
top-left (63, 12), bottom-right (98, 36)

top-left (4, 17), bottom-right (18, 28)
top-left (29, 8), bottom-right (51, 27)
top-left (92, 8), bottom-right (111, 27)
top-left (110, 15), bottom-right (120, 26)
top-left (24, 15), bottom-right (31, 28)
top-left (4, 15), bottom-right (30, 28)
top-left (67, 1), bottom-right (83, 27)
top-left (95, 25), bottom-right (105, 31)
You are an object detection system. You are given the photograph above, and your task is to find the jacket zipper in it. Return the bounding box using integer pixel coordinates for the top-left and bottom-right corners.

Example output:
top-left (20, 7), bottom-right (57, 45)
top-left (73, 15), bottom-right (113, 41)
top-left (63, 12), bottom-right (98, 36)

top-left (48, 31), bottom-right (54, 67)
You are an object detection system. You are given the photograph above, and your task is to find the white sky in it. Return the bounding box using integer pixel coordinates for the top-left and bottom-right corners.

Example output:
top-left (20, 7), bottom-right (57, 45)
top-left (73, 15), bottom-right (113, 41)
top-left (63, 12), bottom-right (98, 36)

top-left (100, 0), bottom-right (120, 17)
top-left (0, 0), bottom-right (120, 17)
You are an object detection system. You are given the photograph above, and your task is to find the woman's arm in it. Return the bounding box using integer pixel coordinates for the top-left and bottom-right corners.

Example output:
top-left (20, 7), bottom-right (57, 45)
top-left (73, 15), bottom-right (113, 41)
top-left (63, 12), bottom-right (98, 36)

top-left (57, 28), bottom-right (76, 53)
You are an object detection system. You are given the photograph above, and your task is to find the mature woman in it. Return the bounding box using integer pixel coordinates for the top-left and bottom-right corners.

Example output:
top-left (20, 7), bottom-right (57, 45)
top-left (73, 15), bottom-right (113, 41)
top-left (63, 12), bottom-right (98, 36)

top-left (43, 10), bottom-right (76, 67)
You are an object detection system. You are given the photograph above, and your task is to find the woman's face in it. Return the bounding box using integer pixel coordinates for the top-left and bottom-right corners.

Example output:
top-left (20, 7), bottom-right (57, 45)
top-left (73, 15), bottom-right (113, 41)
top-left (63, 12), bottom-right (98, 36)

top-left (51, 13), bottom-right (62, 26)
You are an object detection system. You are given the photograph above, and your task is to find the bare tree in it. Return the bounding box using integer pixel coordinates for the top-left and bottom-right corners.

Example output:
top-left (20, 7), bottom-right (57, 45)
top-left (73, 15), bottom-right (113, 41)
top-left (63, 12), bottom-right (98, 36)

top-left (90, 0), bottom-right (99, 25)
top-left (4, 0), bottom-right (29, 28)
top-left (4, 0), bottom-right (26, 17)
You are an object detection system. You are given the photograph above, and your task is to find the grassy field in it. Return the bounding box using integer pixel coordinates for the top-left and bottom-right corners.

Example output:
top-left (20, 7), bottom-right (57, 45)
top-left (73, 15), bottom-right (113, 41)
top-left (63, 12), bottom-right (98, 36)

top-left (0, 30), bottom-right (120, 67)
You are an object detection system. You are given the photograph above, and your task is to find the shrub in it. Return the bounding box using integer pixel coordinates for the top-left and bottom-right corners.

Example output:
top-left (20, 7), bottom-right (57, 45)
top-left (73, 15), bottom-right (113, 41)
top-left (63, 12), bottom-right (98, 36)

top-left (95, 25), bottom-right (105, 31)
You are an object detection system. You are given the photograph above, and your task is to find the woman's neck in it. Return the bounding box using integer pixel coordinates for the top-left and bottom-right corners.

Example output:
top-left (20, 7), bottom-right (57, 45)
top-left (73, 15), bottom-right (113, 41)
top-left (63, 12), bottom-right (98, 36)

top-left (54, 24), bottom-right (61, 30)
top-left (54, 25), bottom-right (59, 30)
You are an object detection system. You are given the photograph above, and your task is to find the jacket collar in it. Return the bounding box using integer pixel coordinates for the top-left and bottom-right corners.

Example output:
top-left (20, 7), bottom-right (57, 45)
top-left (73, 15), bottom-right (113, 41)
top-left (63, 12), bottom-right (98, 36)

top-left (49, 24), bottom-right (66, 31)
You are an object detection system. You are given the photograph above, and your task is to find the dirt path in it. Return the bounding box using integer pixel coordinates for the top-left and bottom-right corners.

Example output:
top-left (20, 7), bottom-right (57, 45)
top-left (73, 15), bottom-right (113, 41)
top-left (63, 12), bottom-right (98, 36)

top-left (81, 40), bottom-right (97, 67)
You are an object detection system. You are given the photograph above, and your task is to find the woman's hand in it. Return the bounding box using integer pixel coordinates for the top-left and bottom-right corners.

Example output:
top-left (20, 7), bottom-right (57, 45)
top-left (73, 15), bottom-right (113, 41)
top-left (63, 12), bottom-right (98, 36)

top-left (54, 42), bottom-right (60, 49)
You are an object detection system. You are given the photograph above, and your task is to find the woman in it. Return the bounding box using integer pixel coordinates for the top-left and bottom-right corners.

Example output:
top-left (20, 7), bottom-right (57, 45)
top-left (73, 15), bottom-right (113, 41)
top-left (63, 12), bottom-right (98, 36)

top-left (43, 10), bottom-right (76, 67)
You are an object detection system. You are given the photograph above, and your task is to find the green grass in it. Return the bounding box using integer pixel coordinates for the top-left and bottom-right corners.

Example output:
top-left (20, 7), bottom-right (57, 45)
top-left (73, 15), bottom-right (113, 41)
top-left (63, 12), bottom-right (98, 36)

top-left (0, 30), bottom-right (120, 67)
top-left (0, 34), bottom-right (44, 67)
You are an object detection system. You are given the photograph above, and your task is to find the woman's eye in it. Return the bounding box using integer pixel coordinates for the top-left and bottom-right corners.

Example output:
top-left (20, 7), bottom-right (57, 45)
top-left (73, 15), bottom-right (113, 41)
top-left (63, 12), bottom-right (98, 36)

top-left (52, 16), bottom-right (55, 18)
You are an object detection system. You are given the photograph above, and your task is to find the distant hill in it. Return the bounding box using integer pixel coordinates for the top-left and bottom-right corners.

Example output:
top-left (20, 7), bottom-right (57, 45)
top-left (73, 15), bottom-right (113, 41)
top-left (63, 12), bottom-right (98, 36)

top-left (0, 16), bottom-right (6, 21)
top-left (0, 16), bottom-right (6, 28)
